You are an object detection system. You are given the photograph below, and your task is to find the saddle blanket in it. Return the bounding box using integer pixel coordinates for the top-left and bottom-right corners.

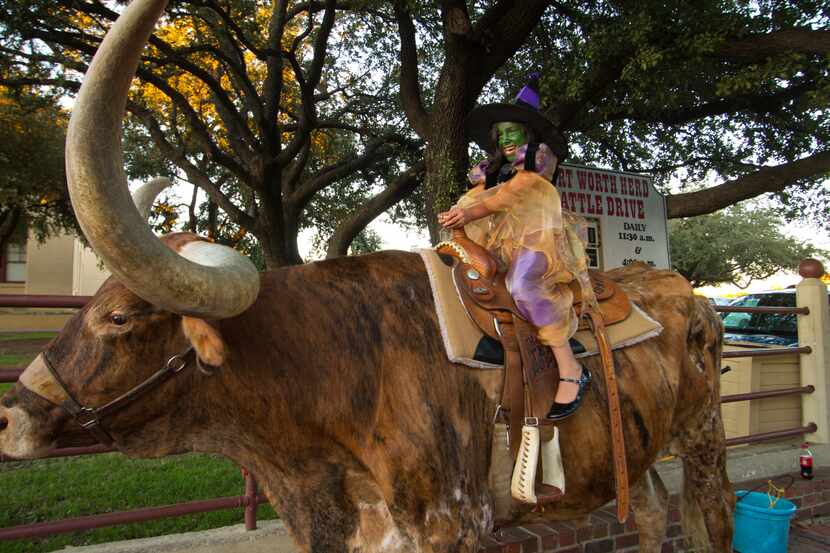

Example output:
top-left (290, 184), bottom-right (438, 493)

top-left (418, 248), bottom-right (664, 370)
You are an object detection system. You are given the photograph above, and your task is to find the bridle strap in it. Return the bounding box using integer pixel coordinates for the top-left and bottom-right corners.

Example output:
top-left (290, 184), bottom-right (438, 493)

top-left (41, 347), bottom-right (195, 446)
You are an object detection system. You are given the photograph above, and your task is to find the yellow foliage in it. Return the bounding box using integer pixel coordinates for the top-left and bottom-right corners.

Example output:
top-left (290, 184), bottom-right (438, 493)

top-left (122, 9), bottom-right (330, 158)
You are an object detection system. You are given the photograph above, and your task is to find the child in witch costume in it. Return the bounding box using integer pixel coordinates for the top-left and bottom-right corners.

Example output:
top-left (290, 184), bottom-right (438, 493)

top-left (438, 75), bottom-right (598, 421)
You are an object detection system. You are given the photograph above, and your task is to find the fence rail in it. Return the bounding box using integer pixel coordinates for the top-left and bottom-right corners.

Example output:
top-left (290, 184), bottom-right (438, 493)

top-left (721, 346), bottom-right (812, 358)
top-left (0, 293), bottom-right (266, 541)
top-left (725, 423), bottom-right (818, 447)
top-left (0, 294), bottom-right (91, 308)
top-left (721, 385), bottom-right (815, 404)
top-left (713, 300), bottom-right (817, 449)
top-left (0, 488), bottom-right (267, 540)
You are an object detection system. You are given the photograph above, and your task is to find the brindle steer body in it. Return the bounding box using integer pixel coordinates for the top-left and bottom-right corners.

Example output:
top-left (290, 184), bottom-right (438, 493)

top-left (1, 248), bottom-right (733, 552)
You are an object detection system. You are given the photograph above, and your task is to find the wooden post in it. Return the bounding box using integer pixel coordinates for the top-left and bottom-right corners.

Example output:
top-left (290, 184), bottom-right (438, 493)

top-left (241, 467), bottom-right (258, 530)
top-left (797, 259), bottom-right (830, 444)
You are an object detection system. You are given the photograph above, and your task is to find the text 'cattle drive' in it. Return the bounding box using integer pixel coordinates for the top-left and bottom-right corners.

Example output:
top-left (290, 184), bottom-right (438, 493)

top-left (0, 0), bottom-right (733, 552)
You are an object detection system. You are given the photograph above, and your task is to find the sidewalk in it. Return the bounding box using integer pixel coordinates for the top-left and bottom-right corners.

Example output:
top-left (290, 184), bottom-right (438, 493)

top-left (60, 520), bottom-right (295, 553)
top-left (62, 520), bottom-right (830, 553)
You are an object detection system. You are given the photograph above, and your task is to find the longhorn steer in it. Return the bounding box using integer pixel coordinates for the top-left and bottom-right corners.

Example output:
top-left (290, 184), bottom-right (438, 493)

top-left (0, 0), bottom-right (734, 551)
top-left (0, 250), bottom-right (733, 552)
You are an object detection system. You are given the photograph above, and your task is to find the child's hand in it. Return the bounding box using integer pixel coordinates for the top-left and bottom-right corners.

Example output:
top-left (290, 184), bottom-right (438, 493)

top-left (438, 207), bottom-right (469, 229)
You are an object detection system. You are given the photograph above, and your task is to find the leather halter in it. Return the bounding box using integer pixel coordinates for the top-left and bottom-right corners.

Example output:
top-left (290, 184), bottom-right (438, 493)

top-left (40, 347), bottom-right (194, 446)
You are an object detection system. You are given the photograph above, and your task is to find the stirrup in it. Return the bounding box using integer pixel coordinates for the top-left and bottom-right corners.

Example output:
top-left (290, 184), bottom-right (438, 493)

top-left (511, 422), bottom-right (565, 504)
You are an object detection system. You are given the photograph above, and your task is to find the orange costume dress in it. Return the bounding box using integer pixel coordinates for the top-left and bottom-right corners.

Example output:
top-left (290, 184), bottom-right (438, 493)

top-left (456, 143), bottom-right (597, 347)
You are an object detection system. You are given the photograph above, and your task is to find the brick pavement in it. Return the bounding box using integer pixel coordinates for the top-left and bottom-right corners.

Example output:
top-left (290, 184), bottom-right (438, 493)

top-left (477, 469), bottom-right (830, 552)
top-left (792, 522), bottom-right (830, 552)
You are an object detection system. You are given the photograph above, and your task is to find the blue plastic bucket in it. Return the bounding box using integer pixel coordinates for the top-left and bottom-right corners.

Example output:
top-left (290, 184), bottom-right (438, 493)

top-left (732, 490), bottom-right (797, 553)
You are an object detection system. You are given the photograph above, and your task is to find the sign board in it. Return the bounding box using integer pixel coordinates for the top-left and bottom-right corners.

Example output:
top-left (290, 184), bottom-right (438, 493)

top-left (556, 164), bottom-right (670, 271)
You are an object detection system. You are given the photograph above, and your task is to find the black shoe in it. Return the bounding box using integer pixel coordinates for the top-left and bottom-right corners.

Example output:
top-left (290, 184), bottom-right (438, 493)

top-left (546, 366), bottom-right (592, 421)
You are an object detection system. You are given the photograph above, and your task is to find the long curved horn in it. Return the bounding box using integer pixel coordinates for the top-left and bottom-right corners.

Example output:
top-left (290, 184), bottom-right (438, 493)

top-left (65, 0), bottom-right (259, 319)
top-left (132, 177), bottom-right (172, 220)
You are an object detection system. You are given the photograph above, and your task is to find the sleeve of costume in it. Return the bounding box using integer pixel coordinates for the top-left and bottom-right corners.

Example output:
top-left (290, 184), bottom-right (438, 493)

top-left (454, 185), bottom-right (489, 247)
top-left (457, 171), bottom-right (564, 248)
top-left (479, 170), bottom-right (551, 213)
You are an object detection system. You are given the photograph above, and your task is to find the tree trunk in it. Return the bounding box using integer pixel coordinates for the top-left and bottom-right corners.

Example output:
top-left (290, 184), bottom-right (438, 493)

top-left (258, 172), bottom-right (302, 269)
top-left (422, 72), bottom-right (474, 243)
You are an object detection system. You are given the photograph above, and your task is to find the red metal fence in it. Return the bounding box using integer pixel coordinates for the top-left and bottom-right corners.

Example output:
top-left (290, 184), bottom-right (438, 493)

top-left (0, 294), bottom-right (267, 542)
top-left (0, 293), bottom-right (821, 542)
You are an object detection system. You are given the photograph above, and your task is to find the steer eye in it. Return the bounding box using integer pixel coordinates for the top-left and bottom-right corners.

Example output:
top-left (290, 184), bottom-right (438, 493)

top-left (109, 313), bottom-right (128, 326)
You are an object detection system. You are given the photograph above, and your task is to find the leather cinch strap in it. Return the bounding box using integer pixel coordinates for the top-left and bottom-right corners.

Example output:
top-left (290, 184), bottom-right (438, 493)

top-left (587, 310), bottom-right (629, 522)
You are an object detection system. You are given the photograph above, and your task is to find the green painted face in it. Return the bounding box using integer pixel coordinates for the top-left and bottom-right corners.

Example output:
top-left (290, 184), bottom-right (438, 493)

top-left (495, 121), bottom-right (528, 161)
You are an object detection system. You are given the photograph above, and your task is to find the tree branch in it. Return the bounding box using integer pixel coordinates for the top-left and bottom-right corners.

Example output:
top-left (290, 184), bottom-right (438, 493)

top-left (262, 0), bottom-right (289, 152)
top-left (597, 79), bottom-right (817, 129)
top-left (286, 1), bottom-right (359, 19)
top-left (129, 101), bottom-right (256, 229)
top-left (667, 150), bottom-right (830, 218)
top-left (189, 0), bottom-right (270, 58)
top-left (393, 1), bottom-right (430, 137)
top-left (440, 0), bottom-right (473, 38)
top-left (18, 24), bottom-right (252, 182)
top-left (718, 28), bottom-right (830, 61)
top-left (178, 13), bottom-right (264, 125)
top-left (277, 0), bottom-right (337, 166)
top-left (144, 35), bottom-right (258, 148)
top-left (283, 141), bottom-right (311, 194)
top-left (135, 69), bottom-right (251, 182)
top-left (326, 161), bottom-right (424, 258)
top-left (464, 0), bottom-right (552, 93)
top-left (288, 135), bottom-right (396, 210)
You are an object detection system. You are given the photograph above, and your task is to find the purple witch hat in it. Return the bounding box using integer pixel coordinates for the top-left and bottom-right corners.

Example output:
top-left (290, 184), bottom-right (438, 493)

top-left (465, 73), bottom-right (566, 159)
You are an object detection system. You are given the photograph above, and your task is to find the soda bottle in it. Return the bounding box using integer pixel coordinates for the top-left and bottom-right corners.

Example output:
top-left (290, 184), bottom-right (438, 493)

top-left (800, 442), bottom-right (814, 480)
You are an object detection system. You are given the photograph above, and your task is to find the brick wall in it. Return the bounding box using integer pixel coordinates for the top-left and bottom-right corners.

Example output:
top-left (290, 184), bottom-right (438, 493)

top-left (480, 469), bottom-right (830, 553)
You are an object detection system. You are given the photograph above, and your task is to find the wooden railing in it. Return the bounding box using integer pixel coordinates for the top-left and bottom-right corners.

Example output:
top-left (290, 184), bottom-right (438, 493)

top-left (712, 258), bottom-right (828, 447)
top-left (0, 294), bottom-right (266, 542)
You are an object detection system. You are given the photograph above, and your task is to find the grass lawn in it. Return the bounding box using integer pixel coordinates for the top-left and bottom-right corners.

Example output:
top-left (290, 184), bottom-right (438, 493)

top-left (0, 354), bottom-right (29, 368)
top-left (0, 332), bottom-right (277, 553)
top-left (0, 453), bottom-right (277, 553)
top-left (0, 333), bottom-right (56, 342)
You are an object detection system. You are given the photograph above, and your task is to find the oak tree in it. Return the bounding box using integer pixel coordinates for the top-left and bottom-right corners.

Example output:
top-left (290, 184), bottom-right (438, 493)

top-left (0, 0), bottom-right (422, 266)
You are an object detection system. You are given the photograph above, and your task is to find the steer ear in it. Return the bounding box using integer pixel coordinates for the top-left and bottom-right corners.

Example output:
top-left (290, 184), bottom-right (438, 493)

top-left (182, 317), bottom-right (226, 367)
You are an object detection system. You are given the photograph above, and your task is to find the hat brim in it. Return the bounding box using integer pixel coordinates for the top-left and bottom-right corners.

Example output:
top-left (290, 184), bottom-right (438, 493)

top-left (465, 103), bottom-right (567, 160)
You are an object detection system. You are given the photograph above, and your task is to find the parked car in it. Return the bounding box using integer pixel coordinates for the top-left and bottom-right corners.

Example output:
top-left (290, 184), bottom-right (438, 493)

top-left (720, 289), bottom-right (816, 347)
top-left (707, 297), bottom-right (733, 306)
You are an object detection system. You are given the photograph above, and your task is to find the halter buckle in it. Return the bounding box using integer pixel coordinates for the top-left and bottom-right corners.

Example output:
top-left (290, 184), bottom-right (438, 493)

top-left (166, 354), bottom-right (188, 373)
top-left (76, 407), bottom-right (101, 430)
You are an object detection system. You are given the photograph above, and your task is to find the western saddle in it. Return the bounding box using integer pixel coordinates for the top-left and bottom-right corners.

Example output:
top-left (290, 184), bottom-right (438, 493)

top-left (436, 229), bottom-right (630, 522)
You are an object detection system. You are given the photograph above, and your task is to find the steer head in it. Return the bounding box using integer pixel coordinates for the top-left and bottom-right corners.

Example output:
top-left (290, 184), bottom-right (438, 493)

top-left (0, 0), bottom-right (260, 459)
top-left (0, 233), bottom-right (239, 459)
